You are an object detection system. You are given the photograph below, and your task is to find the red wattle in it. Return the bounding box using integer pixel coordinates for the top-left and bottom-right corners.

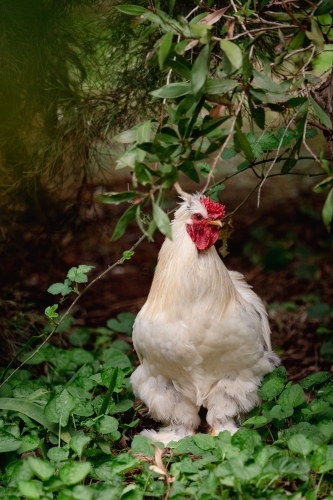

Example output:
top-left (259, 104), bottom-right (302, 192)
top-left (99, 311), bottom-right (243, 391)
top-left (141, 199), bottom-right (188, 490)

top-left (186, 224), bottom-right (219, 251)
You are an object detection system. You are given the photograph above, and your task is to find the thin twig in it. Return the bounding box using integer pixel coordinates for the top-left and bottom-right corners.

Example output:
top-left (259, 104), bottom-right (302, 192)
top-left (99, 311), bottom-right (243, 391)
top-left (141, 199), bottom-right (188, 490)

top-left (202, 92), bottom-right (245, 192)
top-left (300, 45), bottom-right (316, 74)
top-left (284, 45), bottom-right (315, 61)
top-left (225, 180), bottom-right (262, 220)
top-left (174, 182), bottom-right (190, 198)
top-left (301, 65), bottom-right (322, 167)
top-left (257, 113), bottom-right (297, 207)
top-left (230, 0), bottom-right (254, 39)
top-left (229, 24), bottom-right (296, 40)
top-left (0, 234), bottom-right (146, 389)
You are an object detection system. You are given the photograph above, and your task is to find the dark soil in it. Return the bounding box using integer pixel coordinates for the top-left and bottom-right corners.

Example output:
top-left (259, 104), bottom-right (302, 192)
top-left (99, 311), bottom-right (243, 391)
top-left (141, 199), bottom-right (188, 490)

top-left (1, 177), bottom-right (333, 381)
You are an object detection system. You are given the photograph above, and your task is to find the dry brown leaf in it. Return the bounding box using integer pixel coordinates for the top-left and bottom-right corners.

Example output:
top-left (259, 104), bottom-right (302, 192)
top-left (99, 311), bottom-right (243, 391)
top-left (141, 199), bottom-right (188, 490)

top-left (186, 7), bottom-right (230, 51)
top-left (199, 6), bottom-right (230, 26)
top-left (149, 465), bottom-right (167, 475)
top-left (227, 19), bottom-right (235, 39)
top-left (153, 444), bottom-right (168, 474)
top-left (185, 39), bottom-right (199, 51)
top-left (219, 218), bottom-right (234, 258)
top-left (210, 105), bottom-right (226, 118)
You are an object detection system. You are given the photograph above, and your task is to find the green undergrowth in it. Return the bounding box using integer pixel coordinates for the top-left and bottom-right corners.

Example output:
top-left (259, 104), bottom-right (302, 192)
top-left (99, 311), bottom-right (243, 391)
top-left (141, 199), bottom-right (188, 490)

top-left (1, 318), bottom-right (333, 499)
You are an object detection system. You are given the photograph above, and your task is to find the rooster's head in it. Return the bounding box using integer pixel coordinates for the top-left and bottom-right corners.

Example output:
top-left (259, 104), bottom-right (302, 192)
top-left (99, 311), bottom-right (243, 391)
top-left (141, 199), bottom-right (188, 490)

top-left (175, 194), bottom-right (226, 251)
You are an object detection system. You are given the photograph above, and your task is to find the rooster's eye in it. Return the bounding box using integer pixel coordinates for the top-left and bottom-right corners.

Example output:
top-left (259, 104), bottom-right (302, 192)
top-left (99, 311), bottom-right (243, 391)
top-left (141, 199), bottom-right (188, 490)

top-left (194, 214), bottom-right (203, 220)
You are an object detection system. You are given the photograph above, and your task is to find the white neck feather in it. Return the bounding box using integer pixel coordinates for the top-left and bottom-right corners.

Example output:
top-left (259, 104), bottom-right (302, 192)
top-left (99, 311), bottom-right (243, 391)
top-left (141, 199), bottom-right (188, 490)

top-left (142, 211), bottom-right (238, 320)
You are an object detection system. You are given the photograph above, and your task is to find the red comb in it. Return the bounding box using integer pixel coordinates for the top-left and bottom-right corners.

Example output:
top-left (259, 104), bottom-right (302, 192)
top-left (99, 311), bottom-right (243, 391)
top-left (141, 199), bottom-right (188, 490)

top-left (200, 196), bottom-right (225, 220)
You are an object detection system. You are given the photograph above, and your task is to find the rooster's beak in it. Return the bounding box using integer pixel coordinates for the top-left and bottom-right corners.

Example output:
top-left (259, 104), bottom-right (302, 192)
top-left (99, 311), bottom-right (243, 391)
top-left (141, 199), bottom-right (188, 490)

top-left (208, 220), bottom-right (223, 227)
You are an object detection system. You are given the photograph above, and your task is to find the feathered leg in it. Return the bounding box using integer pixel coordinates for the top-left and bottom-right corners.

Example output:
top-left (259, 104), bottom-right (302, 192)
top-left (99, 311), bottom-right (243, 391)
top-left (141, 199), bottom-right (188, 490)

top-left (205, 372), bottom-right (262, 436)
top-left (131, 364), bottom-right (200, 445)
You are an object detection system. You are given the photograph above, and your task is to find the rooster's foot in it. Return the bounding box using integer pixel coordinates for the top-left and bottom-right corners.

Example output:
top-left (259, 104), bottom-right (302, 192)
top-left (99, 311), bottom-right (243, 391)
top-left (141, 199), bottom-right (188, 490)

top-left (210, 422), bottom-right (239, 437)
top-left (141, 425), bottom-right (196, 446)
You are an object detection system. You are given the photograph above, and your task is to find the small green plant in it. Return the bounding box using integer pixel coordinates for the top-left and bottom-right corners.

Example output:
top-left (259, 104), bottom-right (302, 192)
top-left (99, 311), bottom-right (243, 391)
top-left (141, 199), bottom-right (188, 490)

top-left (2, 358), bottom-right (333, 499)
top-left (0, 259), bottom-right (333, 498)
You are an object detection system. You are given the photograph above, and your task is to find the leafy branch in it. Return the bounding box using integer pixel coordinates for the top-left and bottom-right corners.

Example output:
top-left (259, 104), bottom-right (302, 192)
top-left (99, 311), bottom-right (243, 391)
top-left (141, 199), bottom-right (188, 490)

top-left (0, 235), bottom-right (146, 389)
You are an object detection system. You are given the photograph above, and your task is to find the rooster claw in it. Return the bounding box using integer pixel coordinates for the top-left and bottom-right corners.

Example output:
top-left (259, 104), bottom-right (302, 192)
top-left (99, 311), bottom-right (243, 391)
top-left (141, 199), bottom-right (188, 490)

top-left (141, 425), bottom-right (197, 446)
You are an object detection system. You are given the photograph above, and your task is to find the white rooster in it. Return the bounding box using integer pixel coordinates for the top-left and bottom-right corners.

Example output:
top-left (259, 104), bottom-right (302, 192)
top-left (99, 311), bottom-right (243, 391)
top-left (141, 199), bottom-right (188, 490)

top-left (131, 194), bottom-right (279, 445)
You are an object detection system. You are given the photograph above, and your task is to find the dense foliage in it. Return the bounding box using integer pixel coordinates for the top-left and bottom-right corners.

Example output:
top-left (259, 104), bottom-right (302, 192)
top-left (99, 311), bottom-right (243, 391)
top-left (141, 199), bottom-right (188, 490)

top-left (0, 243), bottom-right (331, 499)
top-left (98, 0), bottom-right (333, 238)
top-left (2, 308), bottom-right (333, 499)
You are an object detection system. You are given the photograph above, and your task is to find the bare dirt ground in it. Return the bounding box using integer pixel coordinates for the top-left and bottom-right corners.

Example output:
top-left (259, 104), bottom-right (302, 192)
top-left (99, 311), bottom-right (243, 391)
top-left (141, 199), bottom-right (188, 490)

top-left (1, 172), bottom-right (332, 381)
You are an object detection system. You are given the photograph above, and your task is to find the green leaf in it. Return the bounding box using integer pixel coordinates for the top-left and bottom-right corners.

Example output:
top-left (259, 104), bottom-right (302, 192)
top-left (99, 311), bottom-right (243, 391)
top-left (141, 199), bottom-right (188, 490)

top-left (208, 183), bottom-right (225, 201)
top-left (27, 457), bottom-right (55, 481)
top-left (59, 462), bottom-right (91, 486)
top-left (281, 136), bottom-right (303, 174)
top-left (96, 415), bottom-right (119, 434)
top-left (237, 160), bottom-right (250, 171)
top-left (310, 96), bottom-right (332, 129)
top-left (47, 281), bottom-right (72, 296)
top-left (70, 432), bottom-right (91, 457)
top-left (287, 434), bottom-right (314, 456)
top-left (18, 480), bottom-right (41, 500)
top-left (44, 389), bottom-right (77, 427)
top-left (313, 176), bottom-right (333, 193)
top-left (47, 447), bottom-right (69, 462)
top-left (206, 79), bottom-right (238, 94)
top-left (278, 384), bottom-right (305, 409)
top-left (253, 69), bottom-right (290, 93)
top-left (99, 367), bottom-right (119, 415)
top-left (300, 372), bottom-right (331, 389)
top-left (116, 5), bottom-right (148, 15)
top-left (107, 312), bottom-right (136, 335)
top-left (102, 348), bottom-right (132, 369)
top-left (258, 377), bottom-right (285, 401)
top-left (307, 302), bottom-right (331, 319)
top-left (250, 101), bottom-right (265, 130)
top-left (0, 398), bottom-right (71, 443)
top-left (221, 147), bottom-right (237, 160)
top-left (314, 0), bottom-right (333, 15)
top-left (159, 30), bottom-right (173, 69)
top-left (131, 435), bottom-right (156, 456)
top-left (235, 124), bottom-right (255, 162)
top-left (67, 267), bottom-right (91, 284)
top-left (96, 192), bottom-right (141, 204)
top-left (110, 399), bottom-right (133, 414)
top-left (192, 433), bottom-right (216, 450)
top-left (313, 44), bottom-right (333, 72)
top-left (232, 428), bottom-right (262, 450)
top-left (123, 250), bottom-right (134, 260)
top-left (179, 161), bottom-right (199, 183)
top-left (191, 44), bottom-right (210, 96)
top-left (220, 40), bottom-right (243, 70)
top-left (262, 404), bottom-right (294, 420)
top-left (200, 116), bottom-right (229, 136)
top-left (17, 434), bottom-right (40, 454)
top-left (0, 428), bottom-right (22, 452)
top-left (150, 82), bottom-right (192, 99)
top-left (168, 59), bottom-right (192, 80)
top-left (243, 415), bottom-right (268, 428)
top-left (45, 304), bottom-right (59, 319)
top-left (135, 162), bottom-right (153, 185)
top-left (110, 203), bottom-right (137, 241)
top-left (322, 188), bottom-right (333, 231)
top-left (153, 201), bottom-right (172, 239)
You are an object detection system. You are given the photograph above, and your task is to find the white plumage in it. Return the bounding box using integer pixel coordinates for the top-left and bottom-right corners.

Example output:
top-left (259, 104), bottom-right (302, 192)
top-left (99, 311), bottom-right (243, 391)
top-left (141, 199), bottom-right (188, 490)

top-left (131, 194), bottom-right (279, 445)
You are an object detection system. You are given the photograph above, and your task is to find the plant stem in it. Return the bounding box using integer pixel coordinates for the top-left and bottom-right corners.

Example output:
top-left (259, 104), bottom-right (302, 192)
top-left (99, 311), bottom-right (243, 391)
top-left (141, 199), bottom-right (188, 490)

top-left (0, 234), bottom-right (146, 389)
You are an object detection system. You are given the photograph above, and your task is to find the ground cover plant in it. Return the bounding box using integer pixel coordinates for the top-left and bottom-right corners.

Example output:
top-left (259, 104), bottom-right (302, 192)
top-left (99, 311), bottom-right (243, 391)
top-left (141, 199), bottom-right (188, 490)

top-left (0, 256), bottom-right (333, 500)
